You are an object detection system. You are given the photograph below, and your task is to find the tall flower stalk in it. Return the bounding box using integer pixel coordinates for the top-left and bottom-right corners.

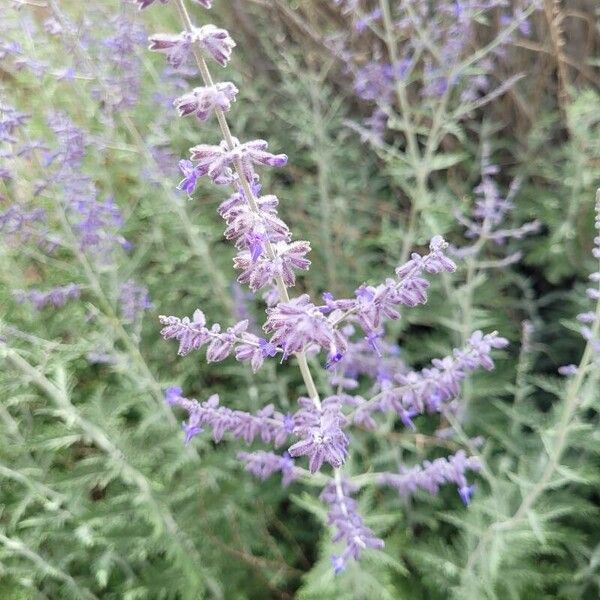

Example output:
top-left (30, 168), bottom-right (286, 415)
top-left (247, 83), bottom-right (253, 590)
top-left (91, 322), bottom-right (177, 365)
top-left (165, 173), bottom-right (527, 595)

top-left (142, 0), bottom-right (507, 572)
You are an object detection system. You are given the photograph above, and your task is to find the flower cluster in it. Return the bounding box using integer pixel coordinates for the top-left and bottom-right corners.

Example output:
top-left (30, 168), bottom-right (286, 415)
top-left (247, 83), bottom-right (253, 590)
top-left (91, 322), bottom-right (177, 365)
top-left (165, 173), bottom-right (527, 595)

top-left (288, 396), bottom-right (349, 473)
top-left (145, 0), bottom-right (508, 573)
top-left (44, 112), bottom-right (130, 261)
top-left (159, 309), bottom-right (276, 372)
top-left (165, 387), bottom-right (290, 446)
top-left (348, 331), bottom-right (509, 430)
top-left (174, 82), bottom-right (238, 120)
top-left (149, 24), bottom-right (234, 69)
top-left (238, 451), bottom-right (297, 487)
top-left (331, 1), bottom-right (536, 143)
top-left (119, 280), bottom-right (152, 324)
top-left (453, 141), bottom-right (541, 260)
top-left (321, 479), bottom-right (384, 574)
top-left (13, 283), bottom-right (82, 311)
top-left (377, 450), bottom-right (481, 505)
top-left (320, 235), bottom-right (456, 336)
top-left (264, 294), bottom-right (345, 359)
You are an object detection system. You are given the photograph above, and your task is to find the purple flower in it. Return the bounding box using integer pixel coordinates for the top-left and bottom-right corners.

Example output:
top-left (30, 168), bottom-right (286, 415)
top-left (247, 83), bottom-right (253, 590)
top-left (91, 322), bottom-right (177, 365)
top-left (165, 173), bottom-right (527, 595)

top-left (189, 137), bottom-right (287, 185)
top-left (558, 364), bottom-right (578, 377)
top-left (288, 397), bottom-right (349, 473)
top-left (348, 331), bottom-right (508, 427)
top-left (148, 32), bottom-right (192, 68)
top-left (174, 82), bottom-right (238, 120)
top-left (13, 284), bottom-right (82, 310)
top-left (264, 294), bottom-right (344, 359)
top-left (234, 240), bottom-right (311, 292)
top-left (238, 451), bottom-right (297, 487)
top-left (320, 479), bottom-right (384, 569)
top-left (160, 311), bottom-right (279, 371)
top-left (168, 392), bottom-right (290, 446)
top-left (119, 280), bottom-right (152, 324)
top-left (220, 192), bottom-right (291, 251)
top-left (377, 450), bottom-right (481, 503)
top-left (183, 421), bottom-right (203, 445)
top-left (458, 483), bottom-right (476, 505)
top-left (149, 25), bottom-right (234, 68)
top-left (177, 159), bottom-right (200, 194)
top-left (165, 386), bottom-right (183, 405)
top-left (194, 24), bottom-right (235, 67)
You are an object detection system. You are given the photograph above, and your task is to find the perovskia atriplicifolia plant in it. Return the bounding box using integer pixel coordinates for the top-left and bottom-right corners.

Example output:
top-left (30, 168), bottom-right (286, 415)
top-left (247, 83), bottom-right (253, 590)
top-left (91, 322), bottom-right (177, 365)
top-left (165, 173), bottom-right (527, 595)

top-left (140, 0), bottom-right (509, 576)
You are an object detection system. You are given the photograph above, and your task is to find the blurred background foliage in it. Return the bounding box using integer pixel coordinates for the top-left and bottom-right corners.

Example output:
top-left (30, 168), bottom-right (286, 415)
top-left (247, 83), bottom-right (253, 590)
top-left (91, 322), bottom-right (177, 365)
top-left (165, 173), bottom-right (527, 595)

top-left (1, 0), bottom-right (600, 598)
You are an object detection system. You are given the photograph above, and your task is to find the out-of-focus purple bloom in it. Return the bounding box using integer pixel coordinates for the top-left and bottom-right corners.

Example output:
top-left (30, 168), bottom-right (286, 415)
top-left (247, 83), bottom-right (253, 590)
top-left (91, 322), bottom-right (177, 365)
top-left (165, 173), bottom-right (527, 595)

top-left (99, 14), bottom-right (146, 110)
top-left (0, 205), bottom-right (47, 243)
top-left (44, 17), bottom-right (63, 35)
top-left (13, 284), bottom-right (82, 310)
top-left (177, 159), bottom-right (201, 194)
top-left (355, 9), bottom-right (382, 33)
top-left (238, 451), bottom-right (297, 487)
top-left (119, 280), bottom-right (152, 324)
top-left (453, 143), bottom-right (540, 258)
top-left (0, 105), bottom-right (29, 144)
top-left (183, 421), bottom-right (203, 444)
top-left (567, 195), bottom-right (600, 367)
top-left (165, 386), bottom-right (183, 405)
top-left (230, 281), bottom-right (259, 333)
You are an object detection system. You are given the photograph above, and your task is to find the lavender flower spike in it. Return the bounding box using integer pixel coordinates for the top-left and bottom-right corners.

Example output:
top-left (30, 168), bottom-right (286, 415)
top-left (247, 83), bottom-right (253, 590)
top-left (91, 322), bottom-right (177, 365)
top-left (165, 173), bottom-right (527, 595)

top-left (166, 389), bottom-right (290, 446)
top-left (13, 283), bottom-right (81, 310)
top-left (159, 310), bottom-right (277, 371)
top-left (321, 478), bottom-right (384, 573)
top-left (238, 451), bottom-right (297, 487)
top-left (377, 451), bottom-right (481, 505)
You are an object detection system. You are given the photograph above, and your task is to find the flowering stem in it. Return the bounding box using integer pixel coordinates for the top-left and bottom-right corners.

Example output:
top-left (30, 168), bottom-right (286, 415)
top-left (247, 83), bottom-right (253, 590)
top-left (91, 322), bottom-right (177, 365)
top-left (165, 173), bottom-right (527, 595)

top-left (172, 0), bottom-right (324, 412)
